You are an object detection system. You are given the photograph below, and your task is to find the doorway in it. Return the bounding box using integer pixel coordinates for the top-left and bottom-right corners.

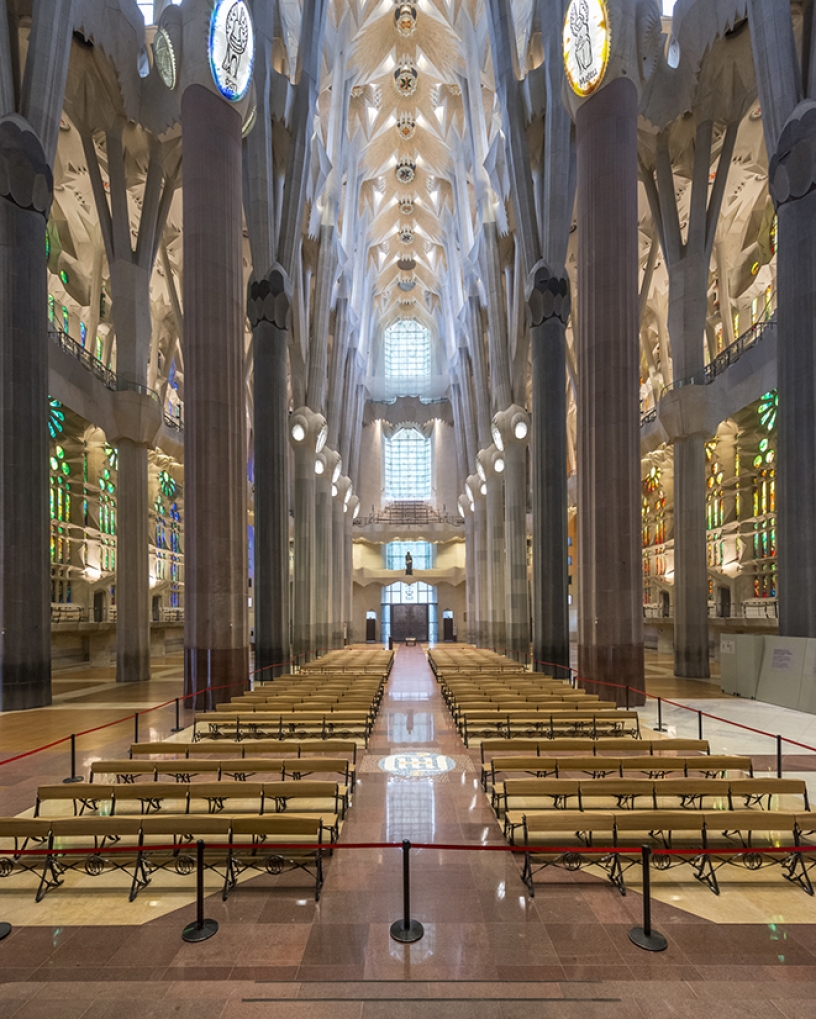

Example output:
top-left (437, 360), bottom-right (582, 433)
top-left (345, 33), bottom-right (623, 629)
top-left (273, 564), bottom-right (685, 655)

top-left (392, 604), bottom-right (429, 642)
top-left (93, 591), bottom-right (106, 623)
top-left (442, 610), bottom-right (454, 642)
top-left (717, 586), bottom-right (731, 619)
top-left (365, 612), bottom-right (377, 643)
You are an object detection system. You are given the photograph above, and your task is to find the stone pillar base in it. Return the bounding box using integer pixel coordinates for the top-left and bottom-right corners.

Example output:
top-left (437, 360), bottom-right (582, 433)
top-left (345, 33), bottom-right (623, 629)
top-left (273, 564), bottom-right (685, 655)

top-left (184, 646), bottom-right (249, 710)
top-left (578, 643), bottom-right (645, 707)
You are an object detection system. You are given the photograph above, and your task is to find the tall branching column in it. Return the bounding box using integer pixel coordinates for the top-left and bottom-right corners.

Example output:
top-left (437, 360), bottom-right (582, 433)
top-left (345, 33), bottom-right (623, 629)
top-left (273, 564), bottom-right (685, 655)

top-left (0, 123), bottom-right (52, 709)
top-left (248, 270), bottom-right (291, 677)
top-left (0, 0), bottom-right (75, 710)
top-left (528, 268), bottom-right (571, 675)
top-left (575, 77), bottom-right (644, 704)
top-left (182, 85), bottom-right (248, 708)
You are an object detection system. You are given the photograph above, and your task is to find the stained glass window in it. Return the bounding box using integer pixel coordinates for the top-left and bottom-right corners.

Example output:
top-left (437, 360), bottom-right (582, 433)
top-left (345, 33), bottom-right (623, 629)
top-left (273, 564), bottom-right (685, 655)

top-left (50, 444), bottom-right (71, 566)
top-left (62, 305), bottom-right (69, 334)
top-left (385, 427), bottom-right (431, 500)
top-left (385, 541), bottom-right (434, 570)
top-left (384, 319), bottom-right (431, 397)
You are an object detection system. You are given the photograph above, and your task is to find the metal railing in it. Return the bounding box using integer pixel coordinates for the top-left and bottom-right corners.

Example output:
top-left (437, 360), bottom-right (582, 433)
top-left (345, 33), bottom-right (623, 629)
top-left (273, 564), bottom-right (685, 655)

top-left (640, 304), bottom-right (777, 425)
top-left (355, 503), bottom-right (465, 526)
top-left (49, 326), bottom-right (183, 429)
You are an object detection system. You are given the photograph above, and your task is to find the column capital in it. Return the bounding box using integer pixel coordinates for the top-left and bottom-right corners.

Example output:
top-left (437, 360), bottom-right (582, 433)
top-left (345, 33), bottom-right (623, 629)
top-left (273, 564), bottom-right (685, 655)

top-left (0, 116), bottom-right (53, 217)
top-left (492, 404), bottom-right (530, 448)
top-left (477, 444), bottom-right (505, 480)
top-left (526, 260), bottom-right (571, 327)
top-left (248, 264), bottom-right (291, 328)
top-left (289, 406), bottom-right (327, 452)
top-left (769, 101), bottom-right (816, 210)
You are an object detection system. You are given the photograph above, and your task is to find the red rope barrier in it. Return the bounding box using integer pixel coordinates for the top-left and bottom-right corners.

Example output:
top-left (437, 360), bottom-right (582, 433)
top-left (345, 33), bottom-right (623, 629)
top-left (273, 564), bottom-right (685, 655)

top-left (1, 839), bottom-right (815, 858)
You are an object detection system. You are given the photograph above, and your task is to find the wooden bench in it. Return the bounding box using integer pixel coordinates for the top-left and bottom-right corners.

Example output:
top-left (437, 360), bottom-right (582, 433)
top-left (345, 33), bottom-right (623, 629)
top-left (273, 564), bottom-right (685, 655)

top-left (35, 780), bottom-right (346, 827)
top-left (486, 754), bottom-right (755, 802)
top-left (461, 710), bottom-right (641, 745)
top-left (516, 808), bottom-right (810, 897)
top-left (478, 737), bottom-right (710, 787)
top-left (0, 814), bottom-right (332, 903)
top-left (193, 711), bottom-right (372, 744)
top-left (501, 776), bottom-right (807, 829)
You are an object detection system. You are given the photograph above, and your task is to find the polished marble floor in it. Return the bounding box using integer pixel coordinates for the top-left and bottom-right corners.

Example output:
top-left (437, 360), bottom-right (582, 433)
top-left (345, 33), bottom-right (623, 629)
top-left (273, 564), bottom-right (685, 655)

top-left (0, 646), bottom-right (815, 1017)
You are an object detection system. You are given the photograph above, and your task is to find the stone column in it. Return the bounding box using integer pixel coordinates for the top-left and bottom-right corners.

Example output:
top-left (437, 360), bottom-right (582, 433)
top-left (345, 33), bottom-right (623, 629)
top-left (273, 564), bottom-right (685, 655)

top-left (467, 473), bottom-right (488, 647)
top-left (478, 446), bottom-right (507, 652)
top-left (314, 448), bottom-right (338, 654)
top-left (333, 477), bottom-right (350, 649)
top-left (769, 110), bottom-right (816, 636)
top-left (345, 494), bottom-right (359, 643)
top-left (248, 269), bottom-right (291, 677)
top-left (575, 76), bottom-right (644, 704)
top-left (182, 85), bottom-right (249, 708)
top-left (673, 435), bottom-right (709, 674)
top-left (527, 267), bottom-right (571, 676)
top-left (115, 437), bottom-right (150, 681)
top-left (0, 120), bottom-right (52, 710)
top-left (290, 408), bottom-right (325, 662)
top-left (494, 406), bottom-right (530, 662)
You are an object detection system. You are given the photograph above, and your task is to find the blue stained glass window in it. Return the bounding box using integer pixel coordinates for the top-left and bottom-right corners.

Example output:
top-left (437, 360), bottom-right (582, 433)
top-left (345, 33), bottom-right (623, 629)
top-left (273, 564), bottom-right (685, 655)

top-left (385, 541), bottom-right (434, 570)
top-left (385, 427), bottom-right (431, 501)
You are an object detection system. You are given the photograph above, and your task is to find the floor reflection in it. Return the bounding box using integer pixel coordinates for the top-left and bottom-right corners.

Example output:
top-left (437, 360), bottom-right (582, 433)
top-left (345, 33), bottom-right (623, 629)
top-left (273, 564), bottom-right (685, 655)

top-left (386, 710), bottom-right (435, 743)
top-left (385, 776), bottom-right (436, 841)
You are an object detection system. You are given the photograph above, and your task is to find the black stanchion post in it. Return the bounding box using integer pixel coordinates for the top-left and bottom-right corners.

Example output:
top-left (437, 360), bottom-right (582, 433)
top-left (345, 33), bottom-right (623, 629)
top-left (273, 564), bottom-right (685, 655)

top-left (625, 686), bottom-right (630, 710)
top-left (0, 922), bottom-right (11, 942)
top-left (171, 698), bottom-right (183, 734)
top-left (656, 697), bottom-right (664, 732)
top-left (63, 734), bottom-right (83, 784)
top-left (628, 845), bottom-right (667, 952)
top-left (777, 734), bottom-right (783, 778)
top-left (134, 712), bottom-right (139, 746)
top-left (698, 711), bottom-right (703, 740)
top-left (390, 839), bottom-right (424, 943)
top-left (182, 840), bottom-right (219, 943)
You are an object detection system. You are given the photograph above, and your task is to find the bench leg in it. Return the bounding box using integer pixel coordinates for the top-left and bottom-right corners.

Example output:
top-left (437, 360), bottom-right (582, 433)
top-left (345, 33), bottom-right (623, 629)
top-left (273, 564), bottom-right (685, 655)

top-left (35, 853), bottom-right (63, 903)
top-left (783, 852), bottom-right (815, 896)
top-left (693, 854), bottom-right (720, 895)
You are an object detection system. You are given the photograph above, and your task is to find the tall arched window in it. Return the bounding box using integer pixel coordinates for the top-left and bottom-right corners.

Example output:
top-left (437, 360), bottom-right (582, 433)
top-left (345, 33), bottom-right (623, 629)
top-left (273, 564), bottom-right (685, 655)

top-left (384, 319), bottom-right (430, 397)
top-left (385, 427), bottom-right (431, 500)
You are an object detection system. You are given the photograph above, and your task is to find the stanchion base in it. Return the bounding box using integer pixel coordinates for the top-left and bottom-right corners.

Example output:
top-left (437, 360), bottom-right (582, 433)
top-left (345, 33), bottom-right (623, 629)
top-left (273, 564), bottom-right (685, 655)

top-left (390, 919), bottom-right (424, 943)
top-left (62, 776), bottom-right (84, 784)
top-left (0, 923), bottom-right (12, 942)
top-left (170, 728), bottom-right (184, 734)
top-left (628, 926), bottom-right (667, 952)
top-left (182, 919), bottom-right (219, 943)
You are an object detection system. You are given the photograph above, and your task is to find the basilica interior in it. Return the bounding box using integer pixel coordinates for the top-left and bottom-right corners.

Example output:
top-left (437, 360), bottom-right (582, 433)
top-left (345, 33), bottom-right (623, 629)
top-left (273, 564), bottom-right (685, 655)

top-left (1, 0), bottom-right (816, 1016)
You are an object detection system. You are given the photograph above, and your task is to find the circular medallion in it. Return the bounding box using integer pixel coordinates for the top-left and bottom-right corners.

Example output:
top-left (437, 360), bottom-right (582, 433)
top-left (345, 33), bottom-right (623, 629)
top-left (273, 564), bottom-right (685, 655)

top-left (563, 0), bottom-right (610, 98)
top-left (394, 64), bottom-right (418, 97)
top-left (378, 752), bottom-right (456, 777)
top-left (209, 0), bottom-right (255, 102)
top-left (399, 227), bottom-right (414, 245)
top-left (154, 29), bottom-right (177, 90)
top-left (396, 158), bottom-right (416, 184)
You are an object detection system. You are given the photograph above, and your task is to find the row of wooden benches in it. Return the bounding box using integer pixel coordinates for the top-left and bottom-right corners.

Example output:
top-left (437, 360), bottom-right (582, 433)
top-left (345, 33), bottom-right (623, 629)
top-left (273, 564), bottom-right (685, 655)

top-left (0, 814), bottom-right (331, 902)
top-left (459, 710), bottom-right (641, 745)
top-left (34, 779), bottom-right (348, 825)
top-left (496, 775), bottom-right (810, 824)
top-left (512, 808), bottom-right (816, 897)
top-left (91, 756), bottom-right (353, 786)
top-left (483, 753), bottom-right (753, 791)
top-left (129, 738), bottom-right (360, 763)
top-left (192, 711), bottom-right (373, 743)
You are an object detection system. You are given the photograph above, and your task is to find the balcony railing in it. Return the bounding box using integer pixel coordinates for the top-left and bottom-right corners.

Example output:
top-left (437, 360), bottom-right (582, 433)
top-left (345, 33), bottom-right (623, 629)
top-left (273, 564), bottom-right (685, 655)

top-left (355, 502), bottom-right (464, 526)
top-left (640, 304), bottom-right (777, 425)
top-left (49, 326), bottom-right (183, 430)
